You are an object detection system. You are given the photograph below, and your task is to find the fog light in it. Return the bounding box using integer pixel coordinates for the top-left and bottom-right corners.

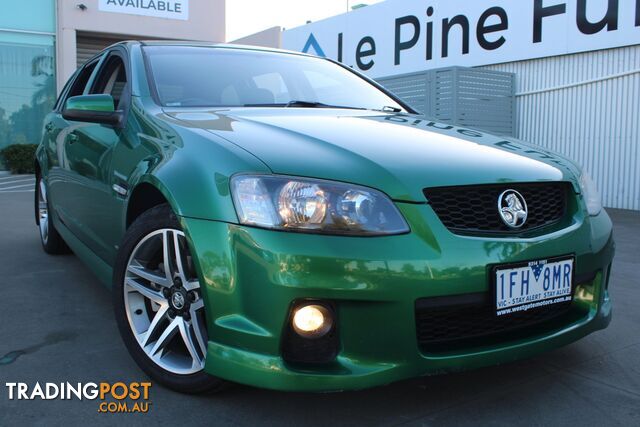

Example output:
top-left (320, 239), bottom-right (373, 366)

top-left (292, 304), bottom-right (333, 338)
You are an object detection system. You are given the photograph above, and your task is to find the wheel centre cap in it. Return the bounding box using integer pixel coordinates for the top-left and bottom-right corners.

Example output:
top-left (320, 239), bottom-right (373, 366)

top-left (171, 290), bottom-right (186, 310)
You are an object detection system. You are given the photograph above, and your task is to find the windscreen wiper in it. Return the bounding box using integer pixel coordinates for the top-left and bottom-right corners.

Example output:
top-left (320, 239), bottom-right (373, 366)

top-left (285, 101), bottom-right (403, 112)
top-left (286, 100), bottom-right (376, 109)
top-left (285, 100), bottom-right (336, 108)
top-left (242, 100), bottom-right (367, 110)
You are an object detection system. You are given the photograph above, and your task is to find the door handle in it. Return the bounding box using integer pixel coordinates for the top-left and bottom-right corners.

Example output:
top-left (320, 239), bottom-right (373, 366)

top-left (44, 122), bottom-right (55, 133)
top-left (67, 134), bottom-right (79, 144)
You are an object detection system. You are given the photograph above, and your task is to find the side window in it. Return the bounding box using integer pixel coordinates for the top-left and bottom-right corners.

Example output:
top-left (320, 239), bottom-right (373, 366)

top-left (90, 54), bottom-right (128, 109)
top-left (67, 61), bottom-right (98, 99)
top-left (57, 60), bottom-right (98, 110)
top-left (53, 73), bottom-right (76, 111)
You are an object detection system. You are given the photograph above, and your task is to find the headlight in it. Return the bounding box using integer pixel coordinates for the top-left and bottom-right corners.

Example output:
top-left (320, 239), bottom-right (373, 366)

top-left (230, 175), bottom-right (409, 235)
top-left (579, 172), bottom-right (602, 216)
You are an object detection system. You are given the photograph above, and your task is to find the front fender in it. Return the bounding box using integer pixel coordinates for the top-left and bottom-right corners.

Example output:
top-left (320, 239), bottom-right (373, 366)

top-left (126, 115), bottom-right (271, 223)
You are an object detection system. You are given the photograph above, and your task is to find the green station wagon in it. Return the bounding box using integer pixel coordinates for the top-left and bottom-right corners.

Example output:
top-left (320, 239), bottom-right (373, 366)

top-left (35, 42), bottom-right (614, 393)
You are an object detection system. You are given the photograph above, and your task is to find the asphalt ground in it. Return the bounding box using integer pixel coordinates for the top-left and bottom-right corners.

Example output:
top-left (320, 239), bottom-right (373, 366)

top-left (0, 179), bottom-right (639, 426)
top-left (0, 174), bottom-right (35, 194)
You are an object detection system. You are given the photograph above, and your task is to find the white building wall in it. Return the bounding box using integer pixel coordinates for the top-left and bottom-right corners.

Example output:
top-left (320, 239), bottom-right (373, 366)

top-left (232, 26), bottom-right (282, 49)
top-left (55, 0), bottom-right (225, 90)
top-left (482, 45), bottom-right (640, 211)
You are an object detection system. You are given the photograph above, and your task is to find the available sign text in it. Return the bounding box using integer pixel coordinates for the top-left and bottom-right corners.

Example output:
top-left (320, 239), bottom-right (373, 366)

top-left (99, 0), bottom-right (189, 21)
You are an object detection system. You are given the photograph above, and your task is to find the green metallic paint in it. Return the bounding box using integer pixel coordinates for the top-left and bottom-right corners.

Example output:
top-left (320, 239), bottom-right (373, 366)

top-left (183, 209), bottom-right (612, 391)
top-left (65, 94), bottom-right (115, 112)
top-left (165, 108), bottom-right (582, 202)
top-left (204, 289), bottom-right (611, 392)
top-left (37, 42), bottom-right (615, 392)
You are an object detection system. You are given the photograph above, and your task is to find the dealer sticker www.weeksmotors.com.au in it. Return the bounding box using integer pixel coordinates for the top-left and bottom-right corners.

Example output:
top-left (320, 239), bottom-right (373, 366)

top-left (495, 258), bottom-right (573, 316)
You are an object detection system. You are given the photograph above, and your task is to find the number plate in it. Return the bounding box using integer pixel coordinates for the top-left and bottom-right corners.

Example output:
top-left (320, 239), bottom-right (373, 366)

top-left (494, 256), bottom-right (574, 316)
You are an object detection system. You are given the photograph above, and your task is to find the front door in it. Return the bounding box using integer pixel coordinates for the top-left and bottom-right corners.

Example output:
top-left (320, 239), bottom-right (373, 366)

top-left (58, 49), bottom-right (131, 264)
top-left (46, 57), bottom-right (100, 229)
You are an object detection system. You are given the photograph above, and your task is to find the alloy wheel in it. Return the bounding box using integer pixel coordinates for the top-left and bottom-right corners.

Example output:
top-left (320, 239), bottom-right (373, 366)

top-left (124, 229), bottom-right (208, 375)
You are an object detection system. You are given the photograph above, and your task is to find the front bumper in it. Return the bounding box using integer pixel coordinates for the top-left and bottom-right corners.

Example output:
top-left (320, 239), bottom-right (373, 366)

top-left (181, 203), bottom-right (614, 391)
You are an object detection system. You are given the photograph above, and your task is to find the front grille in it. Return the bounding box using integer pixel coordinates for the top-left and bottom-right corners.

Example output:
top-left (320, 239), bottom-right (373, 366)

top-left (415, 293), bottom-right (576, 353)
top-left (423, 182), bottom-right (571, 235)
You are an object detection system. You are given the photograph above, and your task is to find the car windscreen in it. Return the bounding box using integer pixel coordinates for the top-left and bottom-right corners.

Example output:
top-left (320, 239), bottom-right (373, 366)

top-left (143, 46), bottom-right (407, 112)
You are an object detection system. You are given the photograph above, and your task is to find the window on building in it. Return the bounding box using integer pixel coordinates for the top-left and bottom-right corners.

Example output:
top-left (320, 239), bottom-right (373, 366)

top-left (0, 0), bottom-right (56, 169)
top-left (0, 34), bottom-right (56, 163)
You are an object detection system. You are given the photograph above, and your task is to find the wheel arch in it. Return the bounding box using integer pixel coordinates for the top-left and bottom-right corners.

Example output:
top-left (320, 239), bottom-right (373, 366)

top-left (126, 179), bottom-right (176, 228)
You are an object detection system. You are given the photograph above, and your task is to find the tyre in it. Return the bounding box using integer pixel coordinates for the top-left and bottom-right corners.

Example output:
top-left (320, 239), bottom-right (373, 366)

top-left (112, 204), bottom-right (225, 394)
top-left (36, 175), bottom-right (70, 254)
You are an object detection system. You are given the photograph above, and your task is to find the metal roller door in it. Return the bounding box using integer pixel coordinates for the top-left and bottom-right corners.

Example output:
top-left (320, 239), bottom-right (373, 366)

top-left (75, 32), bottom-right (152, 68)
top-left (76, 33), bottom-right (128, 68)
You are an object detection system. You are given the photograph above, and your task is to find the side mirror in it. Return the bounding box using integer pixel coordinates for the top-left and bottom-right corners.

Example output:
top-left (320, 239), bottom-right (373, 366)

top-left (62, 94), bottom-right (124, 127)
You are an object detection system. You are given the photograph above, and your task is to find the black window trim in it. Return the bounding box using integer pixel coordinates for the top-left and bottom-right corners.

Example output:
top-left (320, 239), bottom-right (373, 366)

top-left (55, 55), bottom-right (104, 113)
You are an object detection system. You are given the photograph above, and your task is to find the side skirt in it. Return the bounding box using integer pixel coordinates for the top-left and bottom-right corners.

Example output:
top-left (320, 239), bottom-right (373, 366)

top-left (52, 215), bottom-right (114, 289)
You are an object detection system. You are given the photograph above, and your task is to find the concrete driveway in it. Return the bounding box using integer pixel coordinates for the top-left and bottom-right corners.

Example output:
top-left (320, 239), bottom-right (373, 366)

top-left (1, 186), bottom-right (639, 426)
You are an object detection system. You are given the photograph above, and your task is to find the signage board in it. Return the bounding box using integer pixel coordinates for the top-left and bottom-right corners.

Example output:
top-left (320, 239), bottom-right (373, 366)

top-left (283, 0), bottom-right (640, 78)
top-left (98, 0), bottom-right (189, 21)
